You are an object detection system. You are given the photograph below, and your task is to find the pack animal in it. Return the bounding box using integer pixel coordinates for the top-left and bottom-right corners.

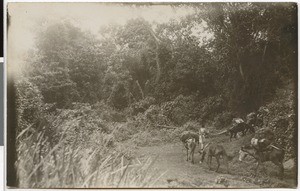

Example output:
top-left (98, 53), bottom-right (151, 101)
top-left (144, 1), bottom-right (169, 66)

top-left (239, 144), bottom-right (285, 179)
top-left (185, 138), bottom-right (196, 163)
top-left (228, 122), bottom-right (255, 141)
top-left (180, 132), bottom-right (199, 163)
top-left (200, 143), bottom-right (233, 173)
top-left (180, 131), bottom-right (199, 145)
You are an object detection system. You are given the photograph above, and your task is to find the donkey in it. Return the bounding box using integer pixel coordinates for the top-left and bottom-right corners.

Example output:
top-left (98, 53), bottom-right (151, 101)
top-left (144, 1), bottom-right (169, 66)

top-left (228, 122), bottom-right (255, 141)
top-left (180, 131), bottom-right (199, 145)
top-left (200, 143), bottom-right (234, 173)
top-left (239, 144), bottom-right (285, 179)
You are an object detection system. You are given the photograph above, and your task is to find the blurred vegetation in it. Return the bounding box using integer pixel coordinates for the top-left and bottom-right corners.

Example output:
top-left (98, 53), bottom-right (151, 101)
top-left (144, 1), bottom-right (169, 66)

top-left (13, 3), bottom-right (296, 188)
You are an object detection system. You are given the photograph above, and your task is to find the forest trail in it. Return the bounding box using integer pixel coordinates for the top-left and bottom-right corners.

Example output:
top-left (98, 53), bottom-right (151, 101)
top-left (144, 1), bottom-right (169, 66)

top-left (136, 134), bottom-right (296, 188)
top-left (136, 142), bottom-right (257, 188)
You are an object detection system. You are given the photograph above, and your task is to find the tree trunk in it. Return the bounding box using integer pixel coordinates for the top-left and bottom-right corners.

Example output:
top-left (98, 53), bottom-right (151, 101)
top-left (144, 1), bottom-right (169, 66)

top-left (148, 28), bottom-right (161, 83)
top-left (236, 51), bottom-right (245, 81)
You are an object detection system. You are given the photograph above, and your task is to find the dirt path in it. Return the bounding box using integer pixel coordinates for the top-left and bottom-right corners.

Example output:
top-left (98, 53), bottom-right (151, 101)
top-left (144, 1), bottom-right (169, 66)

top-left (136, 142), bottom-right (259, 188)
top-left (136, 134), bottom-right (296, 189)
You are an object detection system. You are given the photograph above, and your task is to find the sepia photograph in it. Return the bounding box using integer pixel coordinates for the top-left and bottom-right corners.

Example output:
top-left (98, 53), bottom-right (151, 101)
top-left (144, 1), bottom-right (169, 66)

top-left (6, 2), bottom-right (297, 188)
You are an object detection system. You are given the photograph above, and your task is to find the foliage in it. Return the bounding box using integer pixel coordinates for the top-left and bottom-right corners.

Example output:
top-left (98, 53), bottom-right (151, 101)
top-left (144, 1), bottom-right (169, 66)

top-left (13, 3), bottom-right (297, 187)
top-left (161, 95), bottom-right (199, 125)
top-left (263, 81), bottom-right (296, 159)
top-left (130, 97), bottom-right (156, 115)
top-left (199, 3), bottom-right (297, 113)
top-left (212, 111), bottom-right (234, 129)
top-left (16, 79), bottom-right (44, 126)
top-left (183, 121), bottom-right (201, 132)
top-left (16, 99), bottom-right (163, 188)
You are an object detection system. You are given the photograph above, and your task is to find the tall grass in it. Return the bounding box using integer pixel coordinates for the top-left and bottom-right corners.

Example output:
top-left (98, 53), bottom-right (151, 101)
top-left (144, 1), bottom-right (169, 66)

top-left (16, 112), bottom-right (164, 188)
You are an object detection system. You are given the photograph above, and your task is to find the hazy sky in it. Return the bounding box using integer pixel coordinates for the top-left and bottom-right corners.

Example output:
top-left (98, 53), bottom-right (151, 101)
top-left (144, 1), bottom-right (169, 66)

top-left (7, 3), bottom-right (197, 75)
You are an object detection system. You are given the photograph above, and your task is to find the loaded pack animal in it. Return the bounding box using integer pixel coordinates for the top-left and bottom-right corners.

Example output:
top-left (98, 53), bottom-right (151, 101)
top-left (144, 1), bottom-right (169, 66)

top-left (247, 111), bottom-right (265, 128)
top-left (227, 122), bottom-right (255, 141)
top-left (180, 131), bottom-right (199, 163)
top-left (180, 131), bottom-right (199, 145)
top-left (239, 144), bottom-right (285, 179)
top-left (199, 143), bottom-right (234, 173)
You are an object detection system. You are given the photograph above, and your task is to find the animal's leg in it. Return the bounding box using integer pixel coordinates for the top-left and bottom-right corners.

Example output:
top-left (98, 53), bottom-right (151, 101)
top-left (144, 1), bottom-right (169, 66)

top-left (208, 156), bottom-right (212, 170)
top-left (254, 161), bottom-right (260, 176)
top-left (279, 163), bottom-right (284, 180)
top-left (229, 133), bottom-right (232, 141)
top-left (224, 157), bottom-right (229, 174)
top-left (273, 161), bottom-right (284, 179)
top-left (200, 152), bottom-right (206, 164)
top-left (191, 152), bottom-right (194, 164)
top-left (215, 156), bottom-right (220, 172)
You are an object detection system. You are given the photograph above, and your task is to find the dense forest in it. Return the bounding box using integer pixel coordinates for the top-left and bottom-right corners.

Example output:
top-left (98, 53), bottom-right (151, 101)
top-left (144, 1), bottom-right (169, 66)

top-left (9, 3), bottom-right (297, 188)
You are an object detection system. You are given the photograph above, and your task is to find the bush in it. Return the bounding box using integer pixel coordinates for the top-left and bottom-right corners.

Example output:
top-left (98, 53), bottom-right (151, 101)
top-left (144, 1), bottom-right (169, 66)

top-left (161, 95), bottom-right (200, 125)
top-left (198, 96), bottom-right (225, 124)
top-left (16, 103), bottom-right (161, 188)
top-left (213, 111), bottom-right (234, 129)
top-left (16, 79), bottom-right (44, 127)
top-left (130, 97), bottom-right (156, 115)
top-left (144, 105), bottom-right (171, 126)
top-left (183, 121), bottom-right (201, 132)
top-left (93, 101), bottom-right (126, 122)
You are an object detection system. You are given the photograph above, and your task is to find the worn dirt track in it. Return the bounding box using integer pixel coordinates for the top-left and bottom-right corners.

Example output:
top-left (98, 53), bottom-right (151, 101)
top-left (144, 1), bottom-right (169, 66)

top-left (137, 142), bottom-right (258, 188)
top-left (136, 135), bottom-right (296, 188)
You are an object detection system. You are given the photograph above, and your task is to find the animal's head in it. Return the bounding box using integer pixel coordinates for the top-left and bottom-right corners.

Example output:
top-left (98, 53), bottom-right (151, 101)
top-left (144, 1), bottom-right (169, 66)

top-left (186, 138), bottom-right (196, 146)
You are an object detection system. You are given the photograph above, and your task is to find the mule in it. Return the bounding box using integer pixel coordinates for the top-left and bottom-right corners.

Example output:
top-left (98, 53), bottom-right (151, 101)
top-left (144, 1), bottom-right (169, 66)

top-left (239, 144), bottom-right (285, 179)
top-left (200, 143), bottom-right (233, 173)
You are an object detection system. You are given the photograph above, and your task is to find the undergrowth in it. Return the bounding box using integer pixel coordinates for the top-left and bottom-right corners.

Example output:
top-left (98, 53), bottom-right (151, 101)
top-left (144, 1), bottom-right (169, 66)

top-left (16, 101), bottom-right (165, 188)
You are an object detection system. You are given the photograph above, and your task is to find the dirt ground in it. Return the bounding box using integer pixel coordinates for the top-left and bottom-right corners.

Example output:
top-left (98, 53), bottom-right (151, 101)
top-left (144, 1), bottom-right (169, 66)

top-left (136, 134), bottom-right (297, 188)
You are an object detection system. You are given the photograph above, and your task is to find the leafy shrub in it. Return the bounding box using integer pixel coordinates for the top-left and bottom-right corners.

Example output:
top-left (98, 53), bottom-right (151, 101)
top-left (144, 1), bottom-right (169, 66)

top-left (93, 101), bottom-right (126, 122)
top-left (16, 79), bottom-right (44, 126)
top-left (144, 105), bottom-right (170, 126)
top-left (183, 121), bottom-right (201, 132)
top-left (108, 83), bottom-right (129, 110)
top-left (213, 111), bottom-right (234, 129)
top-left (198, 96), bottom-right (225, 124)
top-left (130, 97), bottom-right (156, 115)
top-left (16, 102), bottom-right (162, 188)
top-left (113, 122), bottom-right (140, 142)
top-left (161, 95), bottom-right (200, 125)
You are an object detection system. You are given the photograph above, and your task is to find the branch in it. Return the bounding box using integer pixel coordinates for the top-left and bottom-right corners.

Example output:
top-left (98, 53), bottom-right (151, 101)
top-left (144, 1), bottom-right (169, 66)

top-left (135, 80), bottom-right (144, 99)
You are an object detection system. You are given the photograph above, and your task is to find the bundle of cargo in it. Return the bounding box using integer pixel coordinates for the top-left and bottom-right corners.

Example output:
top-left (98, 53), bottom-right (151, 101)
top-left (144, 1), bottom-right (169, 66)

top-left (251, 127), bottom-right (275, 150)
